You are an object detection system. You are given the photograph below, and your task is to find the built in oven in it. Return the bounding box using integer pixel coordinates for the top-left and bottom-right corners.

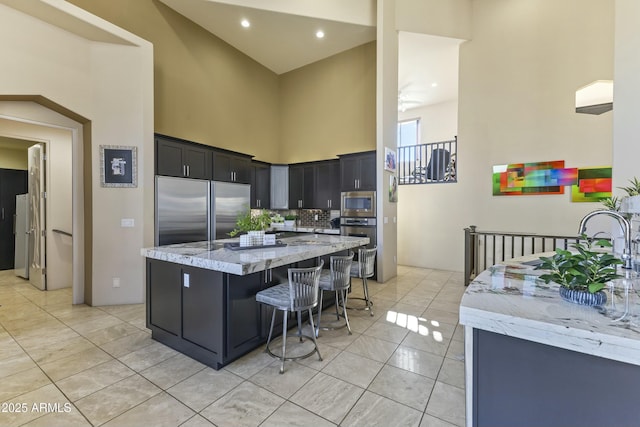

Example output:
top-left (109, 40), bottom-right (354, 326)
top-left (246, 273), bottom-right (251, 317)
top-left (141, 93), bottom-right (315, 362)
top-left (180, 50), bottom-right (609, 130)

top-left (341, 191), bottom-right (376, 218)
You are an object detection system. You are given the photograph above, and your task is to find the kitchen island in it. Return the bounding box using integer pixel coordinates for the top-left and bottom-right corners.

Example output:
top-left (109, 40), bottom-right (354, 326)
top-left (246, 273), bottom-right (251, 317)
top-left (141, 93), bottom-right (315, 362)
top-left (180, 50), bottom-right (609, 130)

top-left (141, 234), bottom-right (369, 369)
top-left (460, 259), bottom-right (640, 427)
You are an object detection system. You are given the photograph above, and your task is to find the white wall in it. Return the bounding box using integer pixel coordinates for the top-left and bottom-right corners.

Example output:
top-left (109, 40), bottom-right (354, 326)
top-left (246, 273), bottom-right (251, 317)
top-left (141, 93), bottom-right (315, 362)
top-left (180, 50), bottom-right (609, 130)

top-left (0, 1), bottom-right (154, 305)
top-left (397, 0), bottom-right (614, 272)
top-left (398, 100), bottom-right (458, 143)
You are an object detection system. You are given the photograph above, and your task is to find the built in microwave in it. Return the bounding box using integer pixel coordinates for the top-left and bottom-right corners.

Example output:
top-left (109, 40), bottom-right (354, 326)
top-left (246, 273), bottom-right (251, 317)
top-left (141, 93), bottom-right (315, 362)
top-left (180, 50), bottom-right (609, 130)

top-left (340, 191), bottom-right (376, 217)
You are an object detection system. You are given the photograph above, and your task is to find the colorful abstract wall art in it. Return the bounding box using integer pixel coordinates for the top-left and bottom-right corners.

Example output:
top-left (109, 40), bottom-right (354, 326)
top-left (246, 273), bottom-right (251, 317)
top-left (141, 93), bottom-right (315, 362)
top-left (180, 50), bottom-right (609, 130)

top-left (492, 161), bottom-right (578, 196)
top-left (570, 167), bottom-right (612, 202)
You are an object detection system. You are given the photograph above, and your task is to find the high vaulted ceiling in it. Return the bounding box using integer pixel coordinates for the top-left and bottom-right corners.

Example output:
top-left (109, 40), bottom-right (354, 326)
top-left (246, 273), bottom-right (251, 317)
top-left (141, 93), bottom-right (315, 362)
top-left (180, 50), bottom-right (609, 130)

top-left (157, 1), bottom-right (462, 110)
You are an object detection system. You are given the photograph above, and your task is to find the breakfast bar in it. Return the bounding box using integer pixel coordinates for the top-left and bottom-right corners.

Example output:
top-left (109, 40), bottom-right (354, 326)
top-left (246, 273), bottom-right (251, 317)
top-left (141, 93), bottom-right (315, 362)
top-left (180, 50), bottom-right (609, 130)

top-left (460, 260), bottom-right (640, 427)
top-left (141, 234), bottom-right (369, 369)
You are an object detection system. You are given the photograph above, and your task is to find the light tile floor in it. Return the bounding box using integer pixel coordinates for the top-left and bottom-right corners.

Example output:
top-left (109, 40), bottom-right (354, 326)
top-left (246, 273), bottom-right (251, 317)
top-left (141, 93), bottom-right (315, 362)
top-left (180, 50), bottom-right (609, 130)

top-left (0, 266), bottom-right (466, 427)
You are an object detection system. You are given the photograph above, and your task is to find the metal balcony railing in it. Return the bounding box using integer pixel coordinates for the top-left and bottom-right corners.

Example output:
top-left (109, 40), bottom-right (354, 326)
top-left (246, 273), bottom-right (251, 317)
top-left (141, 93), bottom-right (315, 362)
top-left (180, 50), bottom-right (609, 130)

top-left (398, 138), bottom-right (457, 185)
top-left (463, 225), bottom-right (583, 285)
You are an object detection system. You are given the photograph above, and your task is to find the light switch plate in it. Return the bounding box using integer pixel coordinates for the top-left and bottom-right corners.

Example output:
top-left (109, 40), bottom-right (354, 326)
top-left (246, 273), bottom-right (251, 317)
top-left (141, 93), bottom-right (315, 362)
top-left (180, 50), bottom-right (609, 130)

top-left (121, 218), bottom-right (134, 227)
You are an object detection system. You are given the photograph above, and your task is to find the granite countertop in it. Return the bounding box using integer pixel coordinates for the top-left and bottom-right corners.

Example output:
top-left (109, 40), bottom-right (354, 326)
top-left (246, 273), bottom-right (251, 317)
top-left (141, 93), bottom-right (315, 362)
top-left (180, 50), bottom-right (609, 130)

top-left (459, 255), bottom-right (640, 366)
top-left (141, 234), bottom-right (368, 276)
top-left (272, 226), bottom-right (340, 235)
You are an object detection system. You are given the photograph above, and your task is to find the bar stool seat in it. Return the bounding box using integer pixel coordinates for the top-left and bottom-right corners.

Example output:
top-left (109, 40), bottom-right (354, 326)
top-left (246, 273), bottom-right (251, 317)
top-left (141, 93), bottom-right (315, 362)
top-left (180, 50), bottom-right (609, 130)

top-left (347, 246), bottom-right (377, 316)
top-left (256, 261), bottom-right (323, 373)
top-left (316, 253), bottom-right (354, 336)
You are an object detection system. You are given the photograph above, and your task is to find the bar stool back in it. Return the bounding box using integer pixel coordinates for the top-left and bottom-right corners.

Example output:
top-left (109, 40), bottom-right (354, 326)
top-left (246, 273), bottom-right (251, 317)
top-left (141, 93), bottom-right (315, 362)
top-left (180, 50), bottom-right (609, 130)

top-left (316, 253), bottom-right (354, 336)
top-left (349, 246), bottom-right (377, 316)
top-left (256, 261), bottom-right (324, 373)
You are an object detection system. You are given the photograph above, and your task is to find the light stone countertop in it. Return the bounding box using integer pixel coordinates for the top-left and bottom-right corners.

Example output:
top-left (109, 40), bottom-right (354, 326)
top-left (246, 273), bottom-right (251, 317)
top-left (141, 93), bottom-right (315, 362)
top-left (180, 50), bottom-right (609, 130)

top-left (141, 234), bottom-right (368, 276)
top-left (459, 256), bottom-right (640, 366)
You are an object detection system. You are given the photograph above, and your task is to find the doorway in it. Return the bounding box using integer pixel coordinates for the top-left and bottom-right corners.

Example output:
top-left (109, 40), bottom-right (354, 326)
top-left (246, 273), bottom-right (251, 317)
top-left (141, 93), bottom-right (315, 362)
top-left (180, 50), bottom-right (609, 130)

top-left (0, 105), bottom-right (82, 304)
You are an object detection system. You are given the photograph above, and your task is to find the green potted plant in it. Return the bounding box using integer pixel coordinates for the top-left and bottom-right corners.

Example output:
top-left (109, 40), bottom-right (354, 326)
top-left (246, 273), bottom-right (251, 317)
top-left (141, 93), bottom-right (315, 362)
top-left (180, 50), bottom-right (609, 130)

top-left (536, 236), bottom-right (622, 306)
top-left (283, 214), bottom-right (297, 227)
top-left (229, 209), bottom-right (272, 237)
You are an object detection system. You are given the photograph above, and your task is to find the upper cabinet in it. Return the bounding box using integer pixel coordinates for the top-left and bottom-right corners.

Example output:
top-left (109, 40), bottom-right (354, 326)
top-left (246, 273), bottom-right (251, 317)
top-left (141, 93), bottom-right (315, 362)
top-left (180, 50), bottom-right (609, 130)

top-left (270, 165), bottom-right (289, 210)
top-left (289, 164), bottom-right (316, 209)
top-left (251, 161), bottom-right (271, 209)
top-left (314, 160), bottom-right (340, 210)
top-left (156, 134), bottom-right (211, 180)
top-left (339, 151), bottom-right (376, 191)
top-left (212, 150), bottom-right (252, 184)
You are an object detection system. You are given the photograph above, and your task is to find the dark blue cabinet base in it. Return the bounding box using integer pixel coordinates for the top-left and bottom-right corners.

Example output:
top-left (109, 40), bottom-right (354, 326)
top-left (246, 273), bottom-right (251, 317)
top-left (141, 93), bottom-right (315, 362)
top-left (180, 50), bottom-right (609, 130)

top-left (473, 329), bottom-right (640, 427)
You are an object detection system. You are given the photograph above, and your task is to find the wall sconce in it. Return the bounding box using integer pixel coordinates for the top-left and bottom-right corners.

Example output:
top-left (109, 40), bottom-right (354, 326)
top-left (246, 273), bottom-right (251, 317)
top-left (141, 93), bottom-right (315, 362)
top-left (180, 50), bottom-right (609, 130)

top-left (575, 80), bottom-right (613, 115)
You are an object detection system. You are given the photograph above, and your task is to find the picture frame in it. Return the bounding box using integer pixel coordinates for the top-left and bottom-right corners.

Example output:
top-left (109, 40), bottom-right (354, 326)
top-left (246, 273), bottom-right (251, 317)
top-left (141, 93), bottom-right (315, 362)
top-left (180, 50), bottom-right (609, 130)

top-left (389, 174), bottom-right (398, 202)
top-left (384, 147), bottom-right (397, 172)
top-left (100, 145), bottom-right (137, 188)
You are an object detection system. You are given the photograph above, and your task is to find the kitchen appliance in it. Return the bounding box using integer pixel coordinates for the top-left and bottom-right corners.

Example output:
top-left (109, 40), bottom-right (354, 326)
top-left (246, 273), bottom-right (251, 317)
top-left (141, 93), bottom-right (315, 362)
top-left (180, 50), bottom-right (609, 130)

top-left (340, 216), bottom-right (377, 279)
top-left (155, 176), bottom-right (251, 245)
top-left (340, 191), bottom-right (376, 218)
top-left (212, 181), bottom-right (251, 240)
top-left (14, 194), bottom-right (29, 279)
top-left (156, 176), bottom-right (210, 245)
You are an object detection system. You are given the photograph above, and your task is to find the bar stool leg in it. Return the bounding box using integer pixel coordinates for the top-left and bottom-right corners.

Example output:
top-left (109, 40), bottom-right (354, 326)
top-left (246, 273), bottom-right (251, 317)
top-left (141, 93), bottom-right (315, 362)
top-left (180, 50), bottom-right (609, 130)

top-left (316, 290), bottom-right (325, 337)
top-left (307, 308), bottom-right (322, 362)
top-left (297, 311), bottom-right (304, 342)
top-left (363, 277), bottom-right (373, 316)
top-left (265, 308), bottom-right (277, 351)
top-left (280, 310), bottom-right (288, 374)
top-left (340, 289), bottom-right (352, 334)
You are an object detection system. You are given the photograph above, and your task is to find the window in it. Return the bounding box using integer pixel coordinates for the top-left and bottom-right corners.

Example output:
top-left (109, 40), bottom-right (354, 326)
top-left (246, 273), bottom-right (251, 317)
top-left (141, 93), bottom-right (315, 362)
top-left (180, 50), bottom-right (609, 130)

top-left (397, 118), bottom-right (419, 147)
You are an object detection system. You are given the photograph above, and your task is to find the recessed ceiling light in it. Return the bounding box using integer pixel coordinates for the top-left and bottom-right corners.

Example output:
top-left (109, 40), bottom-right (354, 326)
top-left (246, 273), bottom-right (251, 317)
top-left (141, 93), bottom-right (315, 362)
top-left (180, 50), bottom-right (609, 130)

top-left (316, 30), bottom-right (325, 39)
top-left (241, 19), bottom-right (250, 28)
top-left (431, 82), bottom-right (438, 87)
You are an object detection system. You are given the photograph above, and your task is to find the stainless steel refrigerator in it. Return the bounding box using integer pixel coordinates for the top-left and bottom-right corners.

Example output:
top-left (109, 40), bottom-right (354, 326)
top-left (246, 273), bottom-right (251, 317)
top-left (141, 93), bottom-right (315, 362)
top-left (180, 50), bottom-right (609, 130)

top-left (14, 193), bottom-right (29, 278)
top-left (155, 176), bottom-right (250, 245)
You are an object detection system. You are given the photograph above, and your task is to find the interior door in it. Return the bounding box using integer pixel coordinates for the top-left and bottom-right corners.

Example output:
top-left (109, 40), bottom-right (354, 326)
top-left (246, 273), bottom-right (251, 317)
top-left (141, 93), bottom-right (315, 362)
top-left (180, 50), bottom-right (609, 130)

top-left (28, 144), bottom-right (46, 290)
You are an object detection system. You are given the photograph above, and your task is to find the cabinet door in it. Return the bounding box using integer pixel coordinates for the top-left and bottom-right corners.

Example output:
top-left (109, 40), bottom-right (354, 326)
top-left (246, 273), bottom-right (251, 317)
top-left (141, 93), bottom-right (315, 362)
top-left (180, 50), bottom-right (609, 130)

top-left (226, 272), bottom-right (263, 360)
top-left (183, 146), bottom-right (211, 180)
top-left (340, 156), bottom-right (360, 191)
top-left (156, 138), bottom-right (185, 177)
top-left (357, 153), bottom-right (377, 191)
top-left (147, 259), bottom-right (181, 336)
top-left (289, 165), bottom-right (304, 208)
top-left (303, 165), bottom-right (315, 208)
top-left (251, 163), bottom-right (271, 209)
top-left (270, 165), bottom-right (289, 209)
top-left (182, 267), bottom-right (224, 355)
top-left (212, 152), bottom-right (232, 182)
top-left (328, 161), bottom-right (341, 209)
top-left (231, 157), bottom-right (252, 184)
top-left (0, 169), bottom-right (28, 270)
top-left (314, 160), bottom-right (340, 210)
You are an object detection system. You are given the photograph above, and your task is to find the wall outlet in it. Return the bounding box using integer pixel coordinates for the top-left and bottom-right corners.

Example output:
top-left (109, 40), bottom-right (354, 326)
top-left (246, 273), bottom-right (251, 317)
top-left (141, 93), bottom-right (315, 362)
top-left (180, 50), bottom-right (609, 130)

top-left (121, 218), bottom-right (135, 227)
top-left (112, 277), bottom-right (121, 288)
top-left (394, 255), bottom-right (397, 264)
top-left (314, 214), bottom-right (318, 221)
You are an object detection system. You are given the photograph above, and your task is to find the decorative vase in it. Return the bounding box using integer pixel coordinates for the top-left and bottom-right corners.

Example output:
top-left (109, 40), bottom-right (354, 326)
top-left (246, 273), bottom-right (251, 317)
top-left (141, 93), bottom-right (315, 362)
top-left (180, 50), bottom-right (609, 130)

top-left (558, 286), bottom-right (607, 307)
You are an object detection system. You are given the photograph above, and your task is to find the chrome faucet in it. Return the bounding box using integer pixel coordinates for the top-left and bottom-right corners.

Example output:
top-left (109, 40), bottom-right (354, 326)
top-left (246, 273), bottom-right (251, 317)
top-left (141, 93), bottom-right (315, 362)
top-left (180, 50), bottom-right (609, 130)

top-left (578, 210), bottom-right (633, 269)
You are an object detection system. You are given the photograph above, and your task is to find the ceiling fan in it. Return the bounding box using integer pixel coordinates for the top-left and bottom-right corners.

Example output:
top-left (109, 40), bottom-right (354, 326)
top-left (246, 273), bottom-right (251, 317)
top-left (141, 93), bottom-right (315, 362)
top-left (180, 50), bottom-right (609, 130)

top-left (397, 90), bottom-right (423, 112)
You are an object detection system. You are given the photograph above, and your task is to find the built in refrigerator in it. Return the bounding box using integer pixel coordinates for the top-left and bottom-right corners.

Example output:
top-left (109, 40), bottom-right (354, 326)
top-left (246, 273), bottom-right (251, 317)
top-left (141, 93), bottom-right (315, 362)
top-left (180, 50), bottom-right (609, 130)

top-left (155, 176), bottom-right (250, 245)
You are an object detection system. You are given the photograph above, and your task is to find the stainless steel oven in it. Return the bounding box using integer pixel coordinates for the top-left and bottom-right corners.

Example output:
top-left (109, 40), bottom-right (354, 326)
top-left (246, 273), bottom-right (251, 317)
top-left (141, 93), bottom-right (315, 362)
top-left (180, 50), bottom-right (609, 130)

top-left (341, 217), bottom-right (377, 278)
top-left (341, 191), bottom-right (376, 218)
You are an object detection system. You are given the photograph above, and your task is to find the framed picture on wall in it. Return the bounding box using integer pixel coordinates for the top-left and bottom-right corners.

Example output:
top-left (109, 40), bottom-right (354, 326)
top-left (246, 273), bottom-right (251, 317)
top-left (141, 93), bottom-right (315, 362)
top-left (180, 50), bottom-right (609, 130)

top-left (384, 147), bottom-right (396, 172)
top-left (100, 145), bottom-right (137, 188)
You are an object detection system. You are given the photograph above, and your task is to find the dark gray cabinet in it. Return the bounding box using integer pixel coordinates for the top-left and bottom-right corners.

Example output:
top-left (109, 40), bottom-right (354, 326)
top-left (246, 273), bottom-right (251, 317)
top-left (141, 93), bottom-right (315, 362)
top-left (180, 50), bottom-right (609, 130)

top-left (340, 151), bottom-right (376, 191)
top-left (147, 258), bottom-right (181, 336)
top-left (155, 134), bottom-right (211, 180)
top-left (213, 150), bottom-right (252, 184)
top-left (182, 266), bottom-right (224, 355)
top-left (289, 164), bottom-right (315, 209)
top-left (226, 272), bottom-right (264, 360)
top-left (0, 168), bottom-right (28, 270)
top-left (314, 160), bottom-right (340, 210)
top-left (251, 161), bottom-right (271, 209)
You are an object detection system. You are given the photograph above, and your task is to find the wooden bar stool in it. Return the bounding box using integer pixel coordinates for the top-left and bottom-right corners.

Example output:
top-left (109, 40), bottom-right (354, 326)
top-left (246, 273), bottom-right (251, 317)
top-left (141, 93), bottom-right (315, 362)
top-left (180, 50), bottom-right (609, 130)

top-left (256, 261), bottom-right (324, 373)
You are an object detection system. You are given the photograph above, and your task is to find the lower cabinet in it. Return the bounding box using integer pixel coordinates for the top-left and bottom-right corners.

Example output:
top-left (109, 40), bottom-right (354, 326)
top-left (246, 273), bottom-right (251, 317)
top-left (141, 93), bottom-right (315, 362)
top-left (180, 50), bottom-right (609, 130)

top-left (146, 258), bottom-right (339, 370)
